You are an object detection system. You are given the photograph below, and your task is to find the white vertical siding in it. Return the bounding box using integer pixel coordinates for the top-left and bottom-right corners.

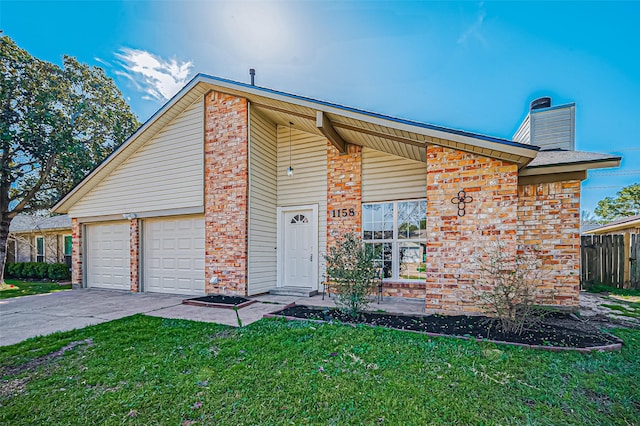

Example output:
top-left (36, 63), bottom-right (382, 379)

top-left (513, 114), bottom-right (531, 145)
top-left (362, 148), bottom-right (426, 202)
top-left (248, 108), bottom-right (278, 295)
top-left (69, 98), bottom-right (204, 217)
top-left (276, 127), bottom-right (328, 283)
top-left (530, 105), bottom-right (575, 150)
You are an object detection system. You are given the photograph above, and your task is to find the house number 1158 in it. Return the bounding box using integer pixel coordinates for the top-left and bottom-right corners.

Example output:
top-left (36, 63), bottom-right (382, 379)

top-left (331, 208), bottom-right (356, 218)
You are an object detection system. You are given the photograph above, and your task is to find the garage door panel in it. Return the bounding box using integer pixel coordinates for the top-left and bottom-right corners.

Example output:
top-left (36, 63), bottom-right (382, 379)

top-left (144, 216), bottom-right (205, 295)
top-left (86, 222), bottom-right (130, 290)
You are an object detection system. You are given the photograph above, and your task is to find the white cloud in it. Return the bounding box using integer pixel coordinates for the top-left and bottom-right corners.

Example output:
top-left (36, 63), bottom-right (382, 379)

top-left (457, 5), bottom-right (487, 46)
top-left (115, 48), bottom-right (193, 101)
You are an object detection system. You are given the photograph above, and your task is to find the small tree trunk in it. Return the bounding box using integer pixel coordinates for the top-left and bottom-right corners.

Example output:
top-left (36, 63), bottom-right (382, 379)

top-left (0, 213), bottom-right (12, 285)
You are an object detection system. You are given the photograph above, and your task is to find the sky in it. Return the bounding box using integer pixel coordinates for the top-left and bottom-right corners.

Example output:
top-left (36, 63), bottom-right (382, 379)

top-left (2, 0), bottom-right (639, 216)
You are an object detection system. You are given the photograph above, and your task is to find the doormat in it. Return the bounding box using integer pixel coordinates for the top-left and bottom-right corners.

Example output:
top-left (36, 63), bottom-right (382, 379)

top-left (182, 295), bottom-right (257, 309)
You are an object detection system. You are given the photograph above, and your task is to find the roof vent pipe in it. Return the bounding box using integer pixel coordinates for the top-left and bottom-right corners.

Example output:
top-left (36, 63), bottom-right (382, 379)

top-left (530, 97), bottom-right (551, 111)
top-left (249, 68), bottom-right (255, 86)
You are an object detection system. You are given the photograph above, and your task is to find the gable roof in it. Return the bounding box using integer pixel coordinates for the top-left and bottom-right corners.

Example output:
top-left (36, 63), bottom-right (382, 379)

top-left (10, 214), bottom-right (71, 233)
top-left (52, 74), bottom-right (619, 213)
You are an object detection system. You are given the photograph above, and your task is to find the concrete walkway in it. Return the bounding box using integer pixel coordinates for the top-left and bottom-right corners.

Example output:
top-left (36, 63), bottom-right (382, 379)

top-left (0, 288), bottom-right (425, 347)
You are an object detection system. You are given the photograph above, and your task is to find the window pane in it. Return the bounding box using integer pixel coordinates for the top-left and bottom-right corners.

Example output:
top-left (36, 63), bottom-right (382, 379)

top-left (64, 236), bottom-right (73, 256)
top-left (399, 242), bottom-right (426, 280)
top-left (363, 203), bottom-right (393, 241)
top-left (365, 242), bottom-right (392, 279)
top-left (36, 237), bottom-right (44, 255)
top-left (398, 200), bottom-right (426, 239)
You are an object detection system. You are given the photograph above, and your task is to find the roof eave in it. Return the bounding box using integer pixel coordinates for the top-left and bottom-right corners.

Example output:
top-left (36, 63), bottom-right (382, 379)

top-left (583, 219), bottom-right (640, 234)
top-left (519, 158), bottom-right (622, 177)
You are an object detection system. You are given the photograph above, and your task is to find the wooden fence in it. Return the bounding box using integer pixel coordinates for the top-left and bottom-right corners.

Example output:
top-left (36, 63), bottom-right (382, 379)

top-left (581, 234), bottom-right (640, 289)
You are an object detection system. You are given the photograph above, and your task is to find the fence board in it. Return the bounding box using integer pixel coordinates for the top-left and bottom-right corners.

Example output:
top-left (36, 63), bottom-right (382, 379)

top-left (580, 234), bottom-right (637, 289)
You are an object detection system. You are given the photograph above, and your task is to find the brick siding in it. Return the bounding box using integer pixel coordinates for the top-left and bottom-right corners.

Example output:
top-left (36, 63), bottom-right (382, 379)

top-left (71, 218), bottom-right (82, 287)
top-left (204, 91), bottom-right (249, 295)
top-left (517, 180), bottom-right (581, 307)
top-left (326, 143), bottom-right (362, 249)
top-left (425, 146), bottom-right (519, 314)
top-left (129, 218), bottom-right (139, 292)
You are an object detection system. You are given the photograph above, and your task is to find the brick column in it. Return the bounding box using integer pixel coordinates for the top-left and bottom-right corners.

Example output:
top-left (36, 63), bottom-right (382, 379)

top-left (71, 218), bottom-right (82, 288)
top-left (517, 180), bottom-right (581, 307)
top-left (425, 146), bottom-right (518, 314)
top-left (204, 91), bottom-right (249, 295)
top-left (130, 218), bottom-right (140, 292)
top-left (327, 143), bottom-right (362, 250)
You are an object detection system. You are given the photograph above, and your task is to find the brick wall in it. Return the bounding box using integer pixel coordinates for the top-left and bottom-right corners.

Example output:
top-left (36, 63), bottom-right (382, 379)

top-left (204, 91), bottom-right (249, 295)
top-left (71, 218), bottom-right (82, 287)
top-left (327, 143), bottom-right (362, 250)
top-left (129, 218), bottom-right (139, 292)
top-left (425, 146), bottom-right (519, 314)
top-left (517, 180), bottom-right (581, 307)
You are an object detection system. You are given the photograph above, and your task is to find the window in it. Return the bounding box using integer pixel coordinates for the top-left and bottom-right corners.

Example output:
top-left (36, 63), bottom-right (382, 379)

top-left (363, 200), bottom-right (426, 281)
top-left (63, 235), bottom-right (72, 268)
top-left (35, 236), bottom-right (45, 263)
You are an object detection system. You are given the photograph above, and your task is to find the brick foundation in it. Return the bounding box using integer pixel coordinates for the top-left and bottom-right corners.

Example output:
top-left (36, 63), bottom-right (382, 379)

top-left (517, 180), bottom-right (581, 307)
top-left (129, 218), bottom-right (140, 292)
top-left (425, 146), bottom-right (519, 314)
top-left (381, 282), bottom-right (426, 298)
top-left (71, 218), bottom-right (82, 288)
top-left (327, 143), bottom-right (362, 249)
top-left (204, 91), bottom-right (249, 295)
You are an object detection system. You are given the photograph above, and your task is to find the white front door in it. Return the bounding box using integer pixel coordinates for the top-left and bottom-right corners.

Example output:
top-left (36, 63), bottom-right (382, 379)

top-left (278, 206), bottom-right (318, 289)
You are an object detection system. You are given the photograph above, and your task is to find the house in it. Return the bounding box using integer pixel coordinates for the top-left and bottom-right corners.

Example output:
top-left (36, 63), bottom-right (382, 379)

top-left (52, 74), bottom-right (621, 314)
top-left (7, 214), bottom-right (73, 267)
top-left (583, 214), bottom-right (640, 236)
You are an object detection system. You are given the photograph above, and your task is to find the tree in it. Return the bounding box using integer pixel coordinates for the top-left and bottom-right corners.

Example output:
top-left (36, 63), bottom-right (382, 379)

top-left (594, 183), bottom-right (640, 224)
top-left (1, 37), bottom-right (139, 284)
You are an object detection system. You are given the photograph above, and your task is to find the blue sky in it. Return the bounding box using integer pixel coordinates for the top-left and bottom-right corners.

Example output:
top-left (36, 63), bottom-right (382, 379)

top-left (2, 1), bottom-right (639, 216)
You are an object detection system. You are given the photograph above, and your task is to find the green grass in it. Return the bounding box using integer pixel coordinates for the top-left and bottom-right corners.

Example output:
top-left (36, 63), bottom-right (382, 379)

top-left (0, 279), bottom-right (71, 299)
top-left (584, 283), bottom-right (640, 297)
top-left (1, 315), bottom-right (638, 425)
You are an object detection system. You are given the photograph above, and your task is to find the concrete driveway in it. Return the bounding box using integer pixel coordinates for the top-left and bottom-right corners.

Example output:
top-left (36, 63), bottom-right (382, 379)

top-left (0, 289), bottom-right (290, 347)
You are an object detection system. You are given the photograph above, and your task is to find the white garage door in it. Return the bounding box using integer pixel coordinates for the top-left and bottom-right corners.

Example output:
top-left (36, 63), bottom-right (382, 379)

top-left (143, 216), bottom-right (205, 295)
top-left (85, 222), bottom-right (130, 290)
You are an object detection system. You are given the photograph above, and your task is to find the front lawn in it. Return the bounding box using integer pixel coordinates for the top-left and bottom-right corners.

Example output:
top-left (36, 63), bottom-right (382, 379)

top-left (1, 315), bottom-right (638, 425)
top-left (0, 279), bottom-right (71, 299)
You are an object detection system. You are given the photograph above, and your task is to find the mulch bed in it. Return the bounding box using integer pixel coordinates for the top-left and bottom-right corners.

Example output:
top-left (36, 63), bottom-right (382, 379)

top-left (182, 295), bottom-right (256, 309)
top-left (266, 304), bottom-right (623, 352)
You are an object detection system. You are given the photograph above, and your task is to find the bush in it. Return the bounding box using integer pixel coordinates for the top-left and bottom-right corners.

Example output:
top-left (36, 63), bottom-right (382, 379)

top-left (4, 261), bottom-right (70, 281)
top-left (325, 233), bottom-right (379, 318)
top-left (472, 241), bottom-right (549, 335)
top-left (48, 263), bottom-right (71, 281)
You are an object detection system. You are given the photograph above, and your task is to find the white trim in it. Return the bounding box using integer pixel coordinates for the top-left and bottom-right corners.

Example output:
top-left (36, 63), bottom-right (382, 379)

top-left (35, 236), bottom-right (45, 262)
top-left (276, 204), bottom-right (319, 290)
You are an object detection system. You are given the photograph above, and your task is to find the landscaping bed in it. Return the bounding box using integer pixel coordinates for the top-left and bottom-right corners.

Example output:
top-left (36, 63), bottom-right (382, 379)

top-left (267, 304), bottom-right (622, 351)
top-left (182, 294), bottom-right (256, 309)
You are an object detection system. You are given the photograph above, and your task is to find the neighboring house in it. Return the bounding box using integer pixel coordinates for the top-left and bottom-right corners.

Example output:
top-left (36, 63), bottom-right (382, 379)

top-left (7, 214), bottom-right (73, 268)
top-left (583, 214), bottom-right (640, 236)
top-left (52, 75), bottom-right (621, 314)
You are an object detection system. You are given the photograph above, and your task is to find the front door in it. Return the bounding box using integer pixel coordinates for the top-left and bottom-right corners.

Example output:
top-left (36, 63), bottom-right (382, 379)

top-left (279, 206), bottom-right (317, 289)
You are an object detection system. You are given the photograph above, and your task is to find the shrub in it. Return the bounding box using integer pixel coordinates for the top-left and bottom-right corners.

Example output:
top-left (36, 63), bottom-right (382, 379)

top-left (472, 242), bottom-right (548, 335)
top-left (21, 262), bottom-right (37, 279)
top-left (34, 262), bottom-right (49, 279)
top-left (325, 233), bottom-right (379, 318)
top-left (4, 261), bottom-right (70, 281)
top-left (48, 263), bottom-right (71, 281)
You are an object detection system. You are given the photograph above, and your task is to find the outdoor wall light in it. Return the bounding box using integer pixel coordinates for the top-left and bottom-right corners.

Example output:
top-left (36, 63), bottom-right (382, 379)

top-left (287, 121), bottom-right (294, 177)
top-left (122, 213), bottom-right (138, 220)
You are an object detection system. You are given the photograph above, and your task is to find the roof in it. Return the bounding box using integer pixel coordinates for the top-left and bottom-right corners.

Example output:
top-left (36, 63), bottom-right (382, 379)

top-left (520, 149), bottom-right (621, 176)
top-left (584, 214), bottom-right (640, 235)
top-left (9, 214), bottom-right (72, 233)
top-left (51, 74), bottom-right (620, 213)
